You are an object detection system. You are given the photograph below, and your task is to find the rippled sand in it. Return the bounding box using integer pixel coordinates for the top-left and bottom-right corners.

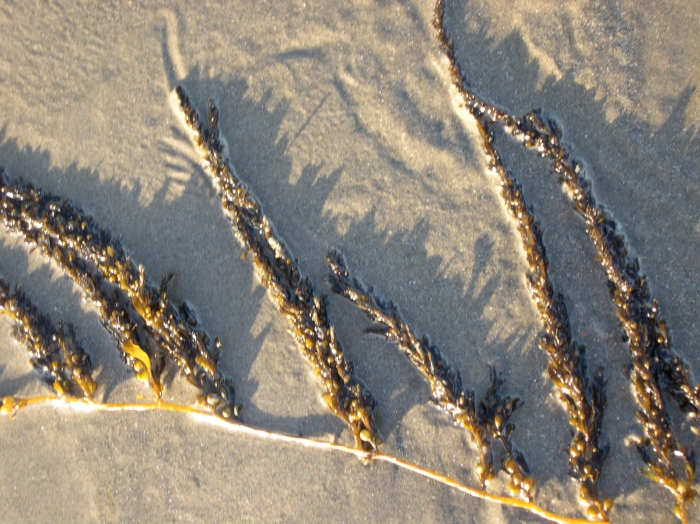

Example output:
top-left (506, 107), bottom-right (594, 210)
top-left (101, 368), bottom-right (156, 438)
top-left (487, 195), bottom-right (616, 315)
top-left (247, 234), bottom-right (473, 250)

top-left (0, 1), bottom-right (699, 522)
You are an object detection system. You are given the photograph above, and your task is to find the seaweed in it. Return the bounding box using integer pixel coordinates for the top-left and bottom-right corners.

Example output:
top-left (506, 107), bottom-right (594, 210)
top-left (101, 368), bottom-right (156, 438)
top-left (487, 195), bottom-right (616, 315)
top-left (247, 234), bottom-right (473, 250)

top-left (0, 172), bottom-right (235, 416)
top-left (174, 87), bottom-right (380, 452)
top-left (434, 0), bottom-right (696, 520)
top-left (0, 274), bottom-right (96, 401)
top-left (434, 3), bottom-right (610, 520)
top-left (0, 3), bottom-right (698, 522)
top-left (326, 249), bottom-right (534, 499)
top-left (515, 106), bottom-right (698, 521)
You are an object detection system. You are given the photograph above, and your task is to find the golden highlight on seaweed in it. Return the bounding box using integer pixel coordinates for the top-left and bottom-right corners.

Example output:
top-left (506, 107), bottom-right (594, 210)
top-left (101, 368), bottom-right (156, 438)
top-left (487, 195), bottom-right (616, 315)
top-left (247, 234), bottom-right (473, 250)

top-left (327, 249), bottom-right (534, 500)
top-left (175, 86), bottom-right (380, 452)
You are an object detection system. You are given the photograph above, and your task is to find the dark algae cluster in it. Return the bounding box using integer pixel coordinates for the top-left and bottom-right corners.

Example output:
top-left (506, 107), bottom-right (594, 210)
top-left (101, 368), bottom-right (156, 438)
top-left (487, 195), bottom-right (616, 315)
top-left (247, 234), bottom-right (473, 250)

top-left (0, 274), bottom-right (96, 403)
top-left (434, 4), bottom-right (610, 517)
top-left (0, 2), bottom-right (699, 523)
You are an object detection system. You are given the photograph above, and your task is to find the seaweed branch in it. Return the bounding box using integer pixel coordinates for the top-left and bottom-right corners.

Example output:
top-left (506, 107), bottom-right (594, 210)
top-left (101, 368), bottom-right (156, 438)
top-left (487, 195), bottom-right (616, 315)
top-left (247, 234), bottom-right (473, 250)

top-left (0, 172), bottom-right (235, 415)
top-left (434, 2), bottom-right (611, 520)
top-left (174, 86), bottom-right (380, 451)
top-left (326, 249), bottom-right (534, 499)
top-left (513, 107), bottom-right (698, 521)
top-left (433, 1), bottom-right (698, 521)
top-left (0, 275), bottom-right (96, 399)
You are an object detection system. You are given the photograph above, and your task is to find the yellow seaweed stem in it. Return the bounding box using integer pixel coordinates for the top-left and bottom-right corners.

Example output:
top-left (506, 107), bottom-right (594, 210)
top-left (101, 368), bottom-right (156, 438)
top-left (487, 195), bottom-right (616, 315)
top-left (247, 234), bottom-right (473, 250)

top-left (0, 393), bottom-right (592, 524)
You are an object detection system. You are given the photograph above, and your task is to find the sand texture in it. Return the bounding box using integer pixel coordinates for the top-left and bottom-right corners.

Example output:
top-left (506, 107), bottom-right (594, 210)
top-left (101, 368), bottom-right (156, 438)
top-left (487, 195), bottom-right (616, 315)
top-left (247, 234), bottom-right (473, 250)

top-left (0, 1), bottom-right (699, 523)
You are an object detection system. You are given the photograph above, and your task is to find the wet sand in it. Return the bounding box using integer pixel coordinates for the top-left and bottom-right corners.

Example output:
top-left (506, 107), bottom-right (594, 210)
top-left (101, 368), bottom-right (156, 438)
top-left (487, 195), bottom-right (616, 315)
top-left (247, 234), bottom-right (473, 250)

top-left (0, 1), bottom-right (699, 522)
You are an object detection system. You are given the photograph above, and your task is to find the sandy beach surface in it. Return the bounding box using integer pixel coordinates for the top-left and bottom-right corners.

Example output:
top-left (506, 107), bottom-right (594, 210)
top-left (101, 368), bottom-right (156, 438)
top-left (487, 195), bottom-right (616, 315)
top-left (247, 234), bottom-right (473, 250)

top-left (0, 1), bottom-right (699, 522)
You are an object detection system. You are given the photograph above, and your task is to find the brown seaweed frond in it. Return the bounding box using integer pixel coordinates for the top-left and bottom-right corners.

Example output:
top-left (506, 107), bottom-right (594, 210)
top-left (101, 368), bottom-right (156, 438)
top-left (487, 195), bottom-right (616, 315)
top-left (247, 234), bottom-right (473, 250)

top-left (481, 117), bottom-right (610, 521)
top-left (434, 9), bottom-right (696, 512)
top-left (435, 0), bottom-right (700, 431)
top-left (434, 2), bottom-right (610, 520)
top-left (0, 179), bottom-right (164, 395)
top-left (326, 249), bottom-right (534, 500)
top-left (516, 107), bottom-right (700, 418)
top-left (0, 173), bottom-right (234, 414)
top-left (175, 86), bottom-right (380, 451)
top-left (0, 275), bottom-right (96, 399)
top-left (510, 109), bottom-right (698, 521)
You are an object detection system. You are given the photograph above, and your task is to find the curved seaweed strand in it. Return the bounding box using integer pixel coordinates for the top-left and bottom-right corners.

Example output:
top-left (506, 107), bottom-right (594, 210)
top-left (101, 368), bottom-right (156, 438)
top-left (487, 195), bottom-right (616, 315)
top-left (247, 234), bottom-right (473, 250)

top-left (515, 108), bottom-right (700, 422)
top-left (432, 1), bottom-right (700, 430)
top-left (458, 79), bottom-right (700, 429)
top-left (175, 86), bottom-right (380, 451)
top-left (480, 117), bottom-right (610, 521)
top-left (0, 173), bottom-right (235, 418)
top-left (0, 274), bottom-right (96, 400)
top-left (326, 249), bottom-right (535, 499)
top-left (434, 2), bottom-right (611, 520)
top-left (434, 4), bottom-right (697, 518)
